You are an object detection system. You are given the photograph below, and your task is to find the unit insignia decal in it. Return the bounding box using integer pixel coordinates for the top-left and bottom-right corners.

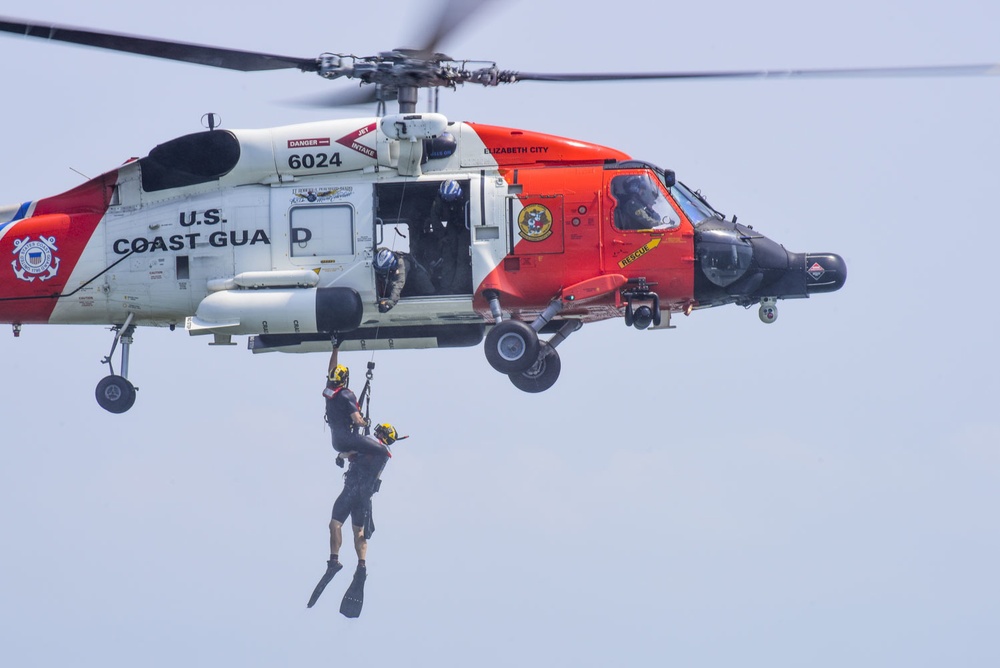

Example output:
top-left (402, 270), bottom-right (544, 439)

top-left (11, 235), bottom-right (60, 282)
top-left (291, 187), bottom-right (354, 203)
top-left (517, 204), bottom-right (554, 241)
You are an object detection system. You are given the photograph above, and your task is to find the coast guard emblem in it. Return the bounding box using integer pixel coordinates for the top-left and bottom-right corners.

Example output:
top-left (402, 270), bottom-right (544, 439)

top-left (11, 235), bottom-right (60, 282)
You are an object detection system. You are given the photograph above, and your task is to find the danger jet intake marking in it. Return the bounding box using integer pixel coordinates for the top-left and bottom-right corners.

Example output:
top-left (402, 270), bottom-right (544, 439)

top-left (288, 138), bottom-right (332, 148)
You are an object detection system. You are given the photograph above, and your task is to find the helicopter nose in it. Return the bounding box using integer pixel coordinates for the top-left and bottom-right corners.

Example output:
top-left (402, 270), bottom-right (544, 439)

top-left (803, 253), bottom-right (847, 294)
top-left (691, 221), bottom-right (846, 302)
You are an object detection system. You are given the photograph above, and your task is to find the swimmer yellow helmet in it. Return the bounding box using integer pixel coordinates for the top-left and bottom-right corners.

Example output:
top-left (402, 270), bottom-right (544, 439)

top-left (328, 364), bottom-right (349, 387)
top-left (374, 423), bottom-right (409, 445)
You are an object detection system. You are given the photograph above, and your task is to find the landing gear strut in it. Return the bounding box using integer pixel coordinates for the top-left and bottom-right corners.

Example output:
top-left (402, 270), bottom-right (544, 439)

top-left (483, 292), bottom-right (582, 393)
top-left (96, 314), bottom-right (138, 413)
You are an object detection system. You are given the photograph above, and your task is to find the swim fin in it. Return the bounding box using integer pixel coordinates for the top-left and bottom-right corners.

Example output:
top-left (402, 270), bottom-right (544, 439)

top-left (339, 565), bottom-right (367, 618)
top-left (307, 559), bottom-right (343, 608)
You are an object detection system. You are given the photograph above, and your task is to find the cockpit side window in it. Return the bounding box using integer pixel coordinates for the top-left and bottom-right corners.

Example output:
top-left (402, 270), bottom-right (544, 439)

top-left (610, 173), bottom-right (680, 231)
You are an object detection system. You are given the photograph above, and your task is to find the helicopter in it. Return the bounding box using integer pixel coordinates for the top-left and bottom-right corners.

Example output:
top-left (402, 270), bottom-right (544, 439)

top-left (5, 2), bottom-right (991, 414)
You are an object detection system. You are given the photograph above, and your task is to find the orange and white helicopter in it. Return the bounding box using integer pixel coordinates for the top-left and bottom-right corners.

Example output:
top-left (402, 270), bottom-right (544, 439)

top-left (6, 5), bottom-right (988, 413)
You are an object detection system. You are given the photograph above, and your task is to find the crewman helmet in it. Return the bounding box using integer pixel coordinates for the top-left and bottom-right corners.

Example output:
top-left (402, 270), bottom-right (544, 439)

top-left (328, 364), bottom-right (349, 387)
top-left (439, 179), bottom-right (462, 202)
top-left (374, 248), bottom-right (398, 275)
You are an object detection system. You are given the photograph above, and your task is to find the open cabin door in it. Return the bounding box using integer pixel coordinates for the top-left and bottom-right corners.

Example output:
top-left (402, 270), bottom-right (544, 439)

top-left (374, 179), bottom-right (476, 299)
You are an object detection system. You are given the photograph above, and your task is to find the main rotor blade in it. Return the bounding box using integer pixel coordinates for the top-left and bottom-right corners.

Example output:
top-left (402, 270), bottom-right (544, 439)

top-left (295, 86), bottom-right (390, 109)
top-left (409, 0), bottom-right (498, 56)
top-left (508, 63), bottom-right (1000, 83)
top-left (0, 16), bottom-right (319, 72)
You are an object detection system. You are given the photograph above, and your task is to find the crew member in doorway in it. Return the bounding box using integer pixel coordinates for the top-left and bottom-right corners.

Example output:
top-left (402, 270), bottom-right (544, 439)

top-left (307, 420), bottom-right (407, 618)
top-left (374, 247), bottom-right (436, 312)
top-left (424, 179), bottom-right (471, 294)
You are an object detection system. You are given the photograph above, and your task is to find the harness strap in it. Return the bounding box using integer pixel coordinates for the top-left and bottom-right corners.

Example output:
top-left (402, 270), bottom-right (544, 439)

top-left (355, 361), bottom-right (376, 436)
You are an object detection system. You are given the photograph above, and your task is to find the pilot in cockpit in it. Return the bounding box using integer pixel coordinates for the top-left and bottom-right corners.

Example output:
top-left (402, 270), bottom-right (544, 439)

top-left (613, 174), bottom-right (679, 231)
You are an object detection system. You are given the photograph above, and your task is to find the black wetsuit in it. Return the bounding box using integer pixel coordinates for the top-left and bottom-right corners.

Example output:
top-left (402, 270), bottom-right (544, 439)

top-left (324, 384), bottom-right (378, 455)
top-left (331, 443), bottom-right (391, 528)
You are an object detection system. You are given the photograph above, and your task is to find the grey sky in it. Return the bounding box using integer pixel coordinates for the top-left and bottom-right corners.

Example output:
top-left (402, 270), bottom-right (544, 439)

top-left (1, 1), bottom-right (998, 666)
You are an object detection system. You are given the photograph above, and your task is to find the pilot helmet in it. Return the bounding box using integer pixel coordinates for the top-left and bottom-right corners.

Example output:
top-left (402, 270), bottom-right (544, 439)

top-left (439, 179), bottom-right (462, 202)
top-left (626, 174), bottom-right (658, 206)
top-left (374, 248), bottom-right (399, 275)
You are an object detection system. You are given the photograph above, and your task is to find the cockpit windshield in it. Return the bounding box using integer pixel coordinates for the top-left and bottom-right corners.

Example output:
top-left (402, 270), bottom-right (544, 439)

top-left (670, 181), bottom-right (722, 226)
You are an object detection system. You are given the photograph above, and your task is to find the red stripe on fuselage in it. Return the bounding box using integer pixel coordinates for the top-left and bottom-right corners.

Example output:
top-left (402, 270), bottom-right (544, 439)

top-left (0, 171), bottom-right (117, 324)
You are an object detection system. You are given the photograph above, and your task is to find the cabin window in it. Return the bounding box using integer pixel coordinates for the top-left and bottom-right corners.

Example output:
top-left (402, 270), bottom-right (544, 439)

top-left (289, 205), bottom-right (355, 257)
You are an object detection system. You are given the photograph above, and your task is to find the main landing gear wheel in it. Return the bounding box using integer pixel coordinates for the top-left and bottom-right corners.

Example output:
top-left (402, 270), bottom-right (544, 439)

top-left (508, 342), bottom-right (561, 393)
top-left (484, 319), bottom-right (540, 374)
top-left (95, 375), bottom-right (137, 414)
top-left (97, 314), bottom-right (139, 413)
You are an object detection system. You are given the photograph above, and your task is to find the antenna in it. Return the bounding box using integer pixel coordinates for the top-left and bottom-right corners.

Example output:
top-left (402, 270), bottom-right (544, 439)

top-left (201, 112), bottom-right (222, 131)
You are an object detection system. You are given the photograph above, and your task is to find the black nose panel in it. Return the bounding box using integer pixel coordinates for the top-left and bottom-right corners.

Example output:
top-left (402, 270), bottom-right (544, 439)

top-left (803, 254), bottom-right (847, 293)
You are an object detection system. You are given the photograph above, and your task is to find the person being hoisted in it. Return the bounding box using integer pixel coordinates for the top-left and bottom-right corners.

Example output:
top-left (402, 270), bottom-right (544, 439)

top-left (307, 421), bottom-right (406, 617)
top-left (307, 420), bottom-right (405, 617)
top-left (310, 345), bottom-right (409, 617)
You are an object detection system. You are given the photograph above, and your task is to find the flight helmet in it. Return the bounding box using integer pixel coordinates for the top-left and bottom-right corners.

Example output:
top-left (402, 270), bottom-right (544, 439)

top-left (439, 179), bottom-right (462, 202)
top-left (374, 248), bottom-right (399, 275)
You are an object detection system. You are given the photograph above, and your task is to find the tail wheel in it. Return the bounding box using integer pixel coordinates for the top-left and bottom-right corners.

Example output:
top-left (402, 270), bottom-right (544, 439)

top-left (508, 342), bottom-right (561, 393)
top-left (484, 319), bottom-right (540, 374)
top-left (95, 375), bottom-right (137, 414)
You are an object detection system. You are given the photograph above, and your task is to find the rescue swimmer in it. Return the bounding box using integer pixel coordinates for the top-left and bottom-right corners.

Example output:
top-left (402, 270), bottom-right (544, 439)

top-left (308, 345), bottom-right (408, 617)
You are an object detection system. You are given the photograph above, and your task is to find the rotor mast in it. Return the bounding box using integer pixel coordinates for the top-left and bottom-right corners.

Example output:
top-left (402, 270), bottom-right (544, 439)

top-left (397, 86), bottom-right (419, 114)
